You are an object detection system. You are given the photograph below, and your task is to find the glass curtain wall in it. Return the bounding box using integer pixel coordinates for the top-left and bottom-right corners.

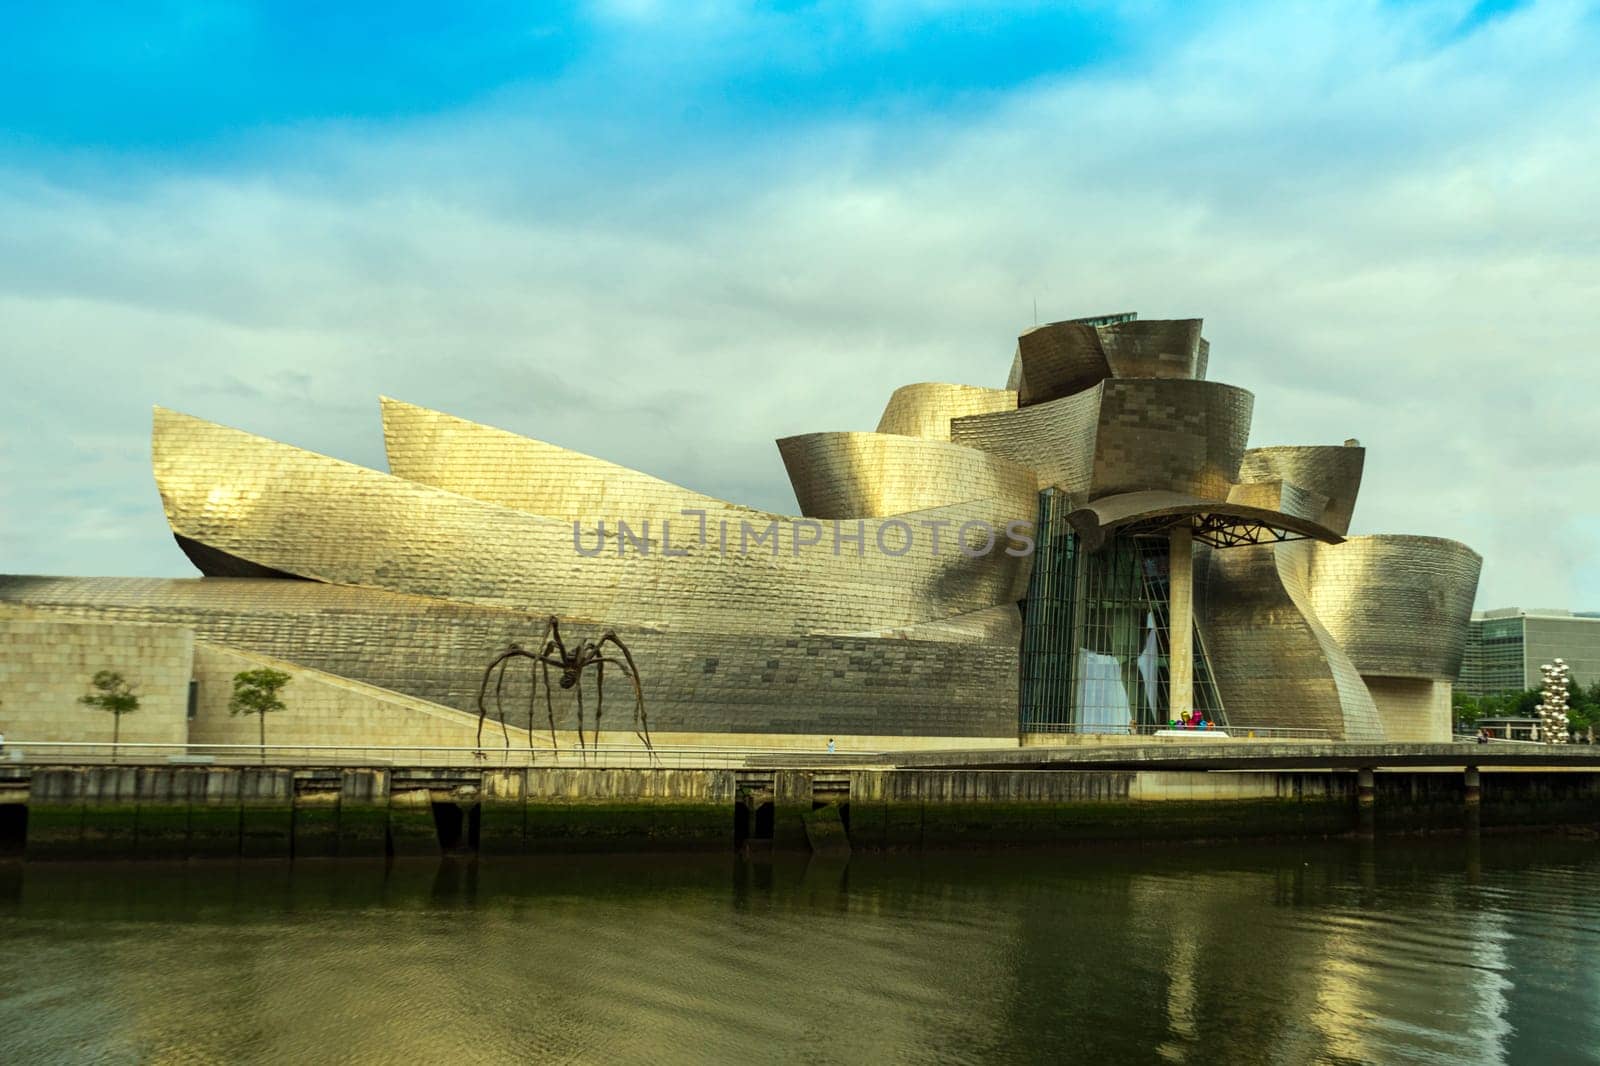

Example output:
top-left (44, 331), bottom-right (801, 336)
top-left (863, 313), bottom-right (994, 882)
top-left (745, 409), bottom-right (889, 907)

top-left (1020, 490), bottom-right (1226, 733)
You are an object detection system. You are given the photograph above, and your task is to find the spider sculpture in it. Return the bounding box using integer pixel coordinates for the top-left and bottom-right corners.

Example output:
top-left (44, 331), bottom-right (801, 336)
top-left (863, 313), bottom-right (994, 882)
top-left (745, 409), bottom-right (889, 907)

top-left (475, 616), bottom-right (652, 756)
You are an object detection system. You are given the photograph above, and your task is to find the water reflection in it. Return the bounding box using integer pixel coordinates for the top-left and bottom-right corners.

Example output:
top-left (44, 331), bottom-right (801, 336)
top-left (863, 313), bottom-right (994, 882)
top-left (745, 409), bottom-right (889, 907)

top-left (1, 839), bottom-right (1597, 1064)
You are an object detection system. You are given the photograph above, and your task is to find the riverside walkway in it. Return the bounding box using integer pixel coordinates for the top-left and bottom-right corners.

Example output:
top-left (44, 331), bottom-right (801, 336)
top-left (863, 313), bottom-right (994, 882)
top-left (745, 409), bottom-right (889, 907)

top-left (859, 741), bottom-right (1600, 773)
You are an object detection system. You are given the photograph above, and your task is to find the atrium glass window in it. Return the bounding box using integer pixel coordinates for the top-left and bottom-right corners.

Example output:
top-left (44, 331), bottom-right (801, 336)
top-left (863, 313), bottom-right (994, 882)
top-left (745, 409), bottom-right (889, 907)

top-left (1020, 490), bottom-right (1226, 734)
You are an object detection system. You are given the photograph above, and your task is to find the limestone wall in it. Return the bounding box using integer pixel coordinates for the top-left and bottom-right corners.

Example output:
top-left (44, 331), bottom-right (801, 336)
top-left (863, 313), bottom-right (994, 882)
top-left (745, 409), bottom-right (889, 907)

top-left (1364, 676), bottom-right (1452, 743)
top-left (0, 613), bottom-right (192, 744)
top-left (190, 643), bottom-right (533, 749)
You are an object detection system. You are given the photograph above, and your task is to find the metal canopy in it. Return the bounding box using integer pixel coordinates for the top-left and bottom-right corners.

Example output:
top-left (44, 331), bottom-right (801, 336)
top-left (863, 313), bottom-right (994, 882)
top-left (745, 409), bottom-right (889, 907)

top-left (1116, 513), bottom-right (1313, 549)
top-left (1065, 489), bottom-right (1344, 553)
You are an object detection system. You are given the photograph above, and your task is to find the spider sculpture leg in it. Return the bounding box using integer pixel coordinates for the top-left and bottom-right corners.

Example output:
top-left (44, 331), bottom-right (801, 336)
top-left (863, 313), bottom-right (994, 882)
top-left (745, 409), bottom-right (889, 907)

top-left (524, 618), bottom-right (556, 752)
top-left (598, 653), bottom-right (652, 758)
top-left (574, 675), bottom-right (586, 755)
top-left (594, 658), bottom-right (606, 751)
top-left (545, 616), bottom-right (569, 663)
top-left (474, 652), bottom-right (500, 749)
top-left (539, 660), bottom-right (558, 754)
top-left (597, 656), bottom-right (653, 763)
top-left (492, 654), bottom-right (515, 751)
top-left (534, 653), bottom-right (547, 758)
top-left (476, 646), bottom-right (524, 749)
top-left (597, 631), bottom-right (652, 752)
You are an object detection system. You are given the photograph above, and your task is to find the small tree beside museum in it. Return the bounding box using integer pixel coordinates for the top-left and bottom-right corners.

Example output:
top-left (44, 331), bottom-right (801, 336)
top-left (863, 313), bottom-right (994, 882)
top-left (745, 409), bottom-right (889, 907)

top-left (79, 670), bottom-right (140, 760)
top-left (229, 668), bottom-right (291, 762)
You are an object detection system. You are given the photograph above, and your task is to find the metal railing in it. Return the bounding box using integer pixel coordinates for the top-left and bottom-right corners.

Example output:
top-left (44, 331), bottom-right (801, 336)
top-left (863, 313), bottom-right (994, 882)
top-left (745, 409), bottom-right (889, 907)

top-left (0, 741), bottom-right (879, 771)
top-left (1452, 733), bottom-right (1573, 747)
top-left (1021, 723), bottom-right (1331, 741)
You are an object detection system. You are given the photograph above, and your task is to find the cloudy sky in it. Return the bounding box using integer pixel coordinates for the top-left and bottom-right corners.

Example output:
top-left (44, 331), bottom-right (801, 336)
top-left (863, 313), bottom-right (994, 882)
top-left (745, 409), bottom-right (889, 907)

top-left (1, 0), bottom-right (1596, 609)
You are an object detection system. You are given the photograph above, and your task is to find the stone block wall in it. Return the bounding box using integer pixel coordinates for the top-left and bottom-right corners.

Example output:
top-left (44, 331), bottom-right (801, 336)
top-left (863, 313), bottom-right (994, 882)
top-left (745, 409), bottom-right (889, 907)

top-left (190, 643), bottom-right (532, 749)
top-left (0, 613), bottom-right (192, 744)
top-left (1364, 676), bottom-right (1452, 743)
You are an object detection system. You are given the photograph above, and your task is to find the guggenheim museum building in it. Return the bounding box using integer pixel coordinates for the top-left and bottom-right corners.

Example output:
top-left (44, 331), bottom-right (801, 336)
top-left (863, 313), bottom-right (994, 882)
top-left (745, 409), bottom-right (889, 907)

top-left (0, 313), bottom-right (1482, 748)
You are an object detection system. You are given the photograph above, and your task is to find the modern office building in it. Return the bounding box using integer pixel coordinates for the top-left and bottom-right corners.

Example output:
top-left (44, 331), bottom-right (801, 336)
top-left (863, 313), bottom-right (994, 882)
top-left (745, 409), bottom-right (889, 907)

top-left (0, 313), bottom-right (1483, 747)
top-left (1458, 609), bottom-right (1600, 696)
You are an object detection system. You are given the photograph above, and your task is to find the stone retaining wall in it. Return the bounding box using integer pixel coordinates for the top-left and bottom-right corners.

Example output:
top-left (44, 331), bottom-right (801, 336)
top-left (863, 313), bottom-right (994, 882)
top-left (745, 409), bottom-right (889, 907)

top-left (2, 765), bottom-right (1595, 860)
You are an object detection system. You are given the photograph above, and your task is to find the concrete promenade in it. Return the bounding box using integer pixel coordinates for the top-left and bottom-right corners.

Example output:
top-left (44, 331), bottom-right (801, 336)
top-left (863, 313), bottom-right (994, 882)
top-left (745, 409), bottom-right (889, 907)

top-left (860, 741), bottom-right (1600, 772)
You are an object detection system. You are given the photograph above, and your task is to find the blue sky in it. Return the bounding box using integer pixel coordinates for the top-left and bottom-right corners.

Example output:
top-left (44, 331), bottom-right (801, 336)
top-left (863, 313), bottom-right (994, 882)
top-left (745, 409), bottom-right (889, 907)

top-left (4, 3), bottom-right (1131, 150)
top-left (2, 0), bottom-right (1598, 610)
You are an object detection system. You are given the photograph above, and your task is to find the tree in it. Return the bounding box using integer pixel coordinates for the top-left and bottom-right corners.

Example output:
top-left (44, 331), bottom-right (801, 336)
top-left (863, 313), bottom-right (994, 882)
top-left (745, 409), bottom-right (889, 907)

top-left (1453, 686), bottom-right (1549, 736)
top-left (1452, 689), bottom-right (1485, 729)
top-left (229, 668), bottom-right (291, 762)
top-left (79, 670), bottom-right (140, 759)
top-left (1566, 677), bottom-right (1599, 738)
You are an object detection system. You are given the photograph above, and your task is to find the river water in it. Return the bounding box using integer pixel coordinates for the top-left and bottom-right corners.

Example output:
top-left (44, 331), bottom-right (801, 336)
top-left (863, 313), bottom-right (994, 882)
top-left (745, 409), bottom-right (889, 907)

top-left (1, 837), bottom-right (1597, 1064)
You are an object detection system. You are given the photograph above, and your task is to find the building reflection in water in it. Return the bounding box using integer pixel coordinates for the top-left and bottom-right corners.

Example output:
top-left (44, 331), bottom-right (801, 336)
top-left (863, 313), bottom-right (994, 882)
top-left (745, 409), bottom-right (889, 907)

top-left (2, 841), bottom-right (1595, 1064)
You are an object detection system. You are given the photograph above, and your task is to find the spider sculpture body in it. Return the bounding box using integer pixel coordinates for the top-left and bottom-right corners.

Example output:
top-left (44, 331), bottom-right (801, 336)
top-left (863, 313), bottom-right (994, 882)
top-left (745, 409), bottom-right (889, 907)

top-left (475, 616), bottom-right (651, 755)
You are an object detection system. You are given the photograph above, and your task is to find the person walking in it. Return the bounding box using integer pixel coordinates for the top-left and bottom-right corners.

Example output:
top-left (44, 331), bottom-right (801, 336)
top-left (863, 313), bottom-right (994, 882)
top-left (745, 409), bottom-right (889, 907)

top-left (826, 737), bottom-right (836, 755)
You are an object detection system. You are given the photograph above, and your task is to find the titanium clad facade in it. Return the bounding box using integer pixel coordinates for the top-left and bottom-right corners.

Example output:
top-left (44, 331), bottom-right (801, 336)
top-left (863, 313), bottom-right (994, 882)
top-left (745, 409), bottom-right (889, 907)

top-left (777, 432), bottom-right (1038, 520)
top-left (381, 397), bottom-right (773, 525)
top-left (1304, 536), bottom-right (1482, 680)
top-left (950, 387), bottom-right (1103, 494)
top-left (875, 383), bottom-right (1018, 441)
top-left (1089, 379), bottom-right (1252, 500)
top-left (1237, 445), bottom-right (1365, 537)
top-left (1197, 541), bottom-right (1385, 741)
top-left (952, 379), bottom-right (1254, 502)
top-left (1008, 322), bottom-right (1113, 405)
top-left (1096, 319), bottom-right (1207, 380)
top-left (153, 408), bottom-right (1031, 635)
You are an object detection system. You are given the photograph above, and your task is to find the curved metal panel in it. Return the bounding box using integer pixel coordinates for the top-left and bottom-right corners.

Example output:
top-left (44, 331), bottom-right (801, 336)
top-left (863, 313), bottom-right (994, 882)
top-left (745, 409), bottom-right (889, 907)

top-left (1238, 445), bottom-right (1365, 537)
top-left (174, 535), bottom-right (305, 579)
top-left (1304, 535), bottom-right (1483, 679)
top-left (1199, 541), bottom-right (1385, 741)
top-left (381, 397), bottom-right (772, 523)
top-left (153, 408), bottom-right (1030, 636)
top-left (951, 379), bottom-right (1252, 501)
top-left (777, 431), bottom-right (1038, 520)
top-left (875, 383), bottom-right (1017, 441)
top-left (1096, 319), bottom-right (1205, 379)
top-left (1009, 322), bottom-right (1111, 405)
top-left (1225, 480), bottom-right (1329, 525)
top-left (1089, 379), bottom-right (1253, 500)
top-left (949, 386), bottom-right (1101, 495)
